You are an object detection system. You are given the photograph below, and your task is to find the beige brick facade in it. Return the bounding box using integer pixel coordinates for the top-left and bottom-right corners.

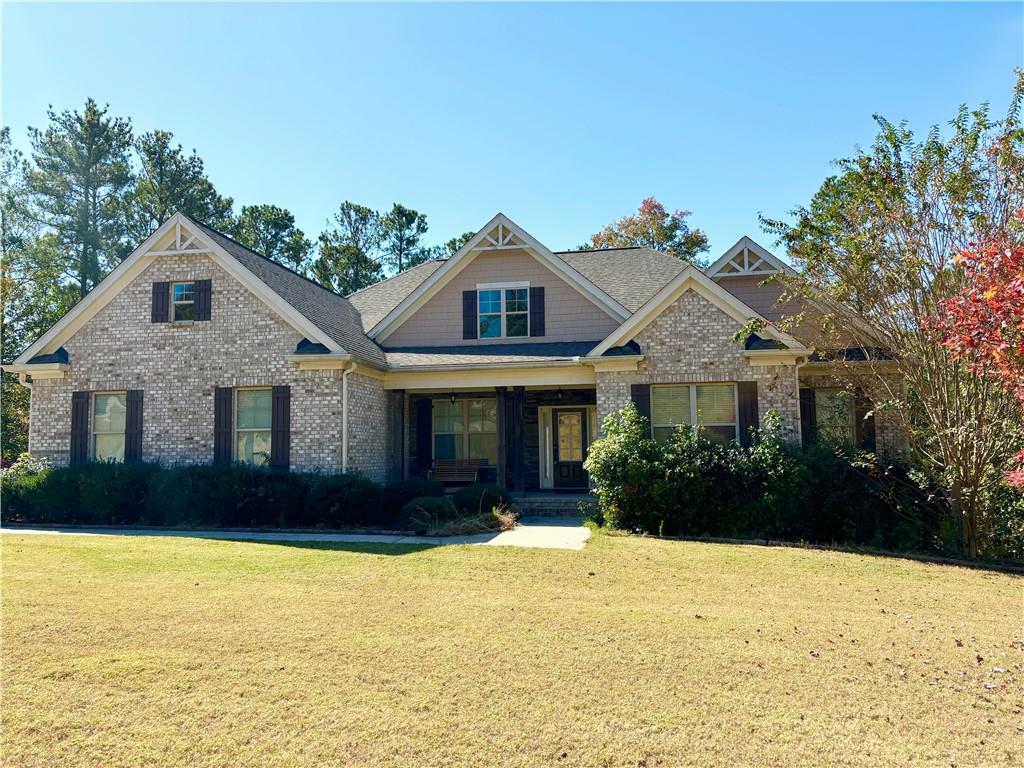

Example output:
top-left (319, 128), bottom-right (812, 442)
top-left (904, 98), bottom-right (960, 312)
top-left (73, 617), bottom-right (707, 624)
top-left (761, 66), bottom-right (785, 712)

top-left (26, 253), bottom-right (392, 482)
top-left (594, 290), bottom-right (801, 441)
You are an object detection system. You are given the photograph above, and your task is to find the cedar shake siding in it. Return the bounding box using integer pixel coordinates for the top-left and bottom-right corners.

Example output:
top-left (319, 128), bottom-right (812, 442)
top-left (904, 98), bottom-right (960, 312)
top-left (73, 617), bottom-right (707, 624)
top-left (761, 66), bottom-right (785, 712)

top-left (26, 252), bottom-right (392, 481)
top-left (383, 249), bottom-right (621, 347)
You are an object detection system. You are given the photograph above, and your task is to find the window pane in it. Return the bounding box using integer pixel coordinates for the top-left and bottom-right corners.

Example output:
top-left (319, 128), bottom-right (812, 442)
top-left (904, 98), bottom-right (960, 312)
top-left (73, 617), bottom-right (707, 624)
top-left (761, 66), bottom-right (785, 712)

top-left (653, 426), bottom-right (676, 444)
top-left (467, 399), bottom-right (497, 432)
top-left (505, 313), bottom-right (528, 337)
top-left (505, 288), bottom-right (528, 312)
top-left (94, 433), bottom-right (125, 462)
top-left (93, 393), bottom-right (127, 433)
top-left (816, 390), bottom-right (855, 446)
top-left (432, 400), bottom-right (463, 434)
top-left (173, 283), bottom-right (194, 302)
top-left (479, 314), bottom-right (501, 338)
top-left (173, 302), bottom-right (195, 322)
top-left (478, 290), bottom-right (501, 314)
top-left (237, 430), bottom-right (271, 465)
top-left (696, 384), bottom-right (736, 424)
top-left (236, 389), bottom-right (272, 429)
top-left (434, 434), bottom-right (462, 460)
top-left (702, 425), bottom-right (737, 445)
top-left (468, 433), bottom-right (497, 465)
top-left (557, 412), bottom-right (584, 461)
top-left (651, 386), bottom-right (690, 427)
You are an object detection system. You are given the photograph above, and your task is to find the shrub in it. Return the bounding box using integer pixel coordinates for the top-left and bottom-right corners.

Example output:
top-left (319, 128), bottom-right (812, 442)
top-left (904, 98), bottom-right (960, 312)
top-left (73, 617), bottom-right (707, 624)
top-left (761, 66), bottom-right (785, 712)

top-left (451, 483), bottom-right (511, 516)
top-left (303, 471), bottom-right (387, 529)
top-left (76, 461), bottom-right (161, 525)
top-left (429, 503), bottom-right (518, 536)
top-left (382, 478), bottom-right (444, 519)
top-left (401, 495), bottom-right (457, 533)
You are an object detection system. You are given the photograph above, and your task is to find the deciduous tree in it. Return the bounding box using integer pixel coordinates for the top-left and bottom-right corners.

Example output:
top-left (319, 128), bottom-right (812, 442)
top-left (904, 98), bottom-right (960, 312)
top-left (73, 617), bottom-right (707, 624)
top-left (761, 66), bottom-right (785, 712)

top-left (589, 197), bottom-right (709, 262)
top-left (761, 72), bottom-right (1024, 557)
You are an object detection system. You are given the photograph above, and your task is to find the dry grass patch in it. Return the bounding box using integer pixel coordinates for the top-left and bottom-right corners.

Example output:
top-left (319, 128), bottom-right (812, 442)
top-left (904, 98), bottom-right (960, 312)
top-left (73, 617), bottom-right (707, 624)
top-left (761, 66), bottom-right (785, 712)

top-left (1, 532), bottom-right (1021, 767)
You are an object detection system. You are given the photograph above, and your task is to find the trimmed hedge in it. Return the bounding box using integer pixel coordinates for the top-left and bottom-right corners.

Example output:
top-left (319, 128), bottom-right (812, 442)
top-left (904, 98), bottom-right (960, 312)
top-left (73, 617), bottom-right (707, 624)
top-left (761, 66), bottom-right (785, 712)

top-left (1, 460), bottom-right (425, 531)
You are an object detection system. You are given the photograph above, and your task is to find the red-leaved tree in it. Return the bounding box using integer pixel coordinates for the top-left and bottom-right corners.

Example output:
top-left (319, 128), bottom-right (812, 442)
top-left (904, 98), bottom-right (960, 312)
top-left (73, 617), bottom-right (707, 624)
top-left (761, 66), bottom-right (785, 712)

top-left (932, 236), bottom-right (1024, 488)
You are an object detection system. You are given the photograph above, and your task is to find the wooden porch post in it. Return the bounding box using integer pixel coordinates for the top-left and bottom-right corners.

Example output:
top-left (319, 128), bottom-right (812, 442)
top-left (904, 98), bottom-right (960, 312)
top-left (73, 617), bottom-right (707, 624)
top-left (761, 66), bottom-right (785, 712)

top-left (495, 386), bottom-right (507, 489)
top-left (390, 389), bottom-right (405, 482)
top-left (511, 386), bottom-right (526, 493)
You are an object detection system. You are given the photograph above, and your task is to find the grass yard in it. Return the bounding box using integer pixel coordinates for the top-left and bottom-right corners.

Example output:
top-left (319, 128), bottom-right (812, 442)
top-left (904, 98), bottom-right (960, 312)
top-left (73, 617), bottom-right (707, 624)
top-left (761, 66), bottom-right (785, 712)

top-left (1, 531), bottom-right (1021, 767)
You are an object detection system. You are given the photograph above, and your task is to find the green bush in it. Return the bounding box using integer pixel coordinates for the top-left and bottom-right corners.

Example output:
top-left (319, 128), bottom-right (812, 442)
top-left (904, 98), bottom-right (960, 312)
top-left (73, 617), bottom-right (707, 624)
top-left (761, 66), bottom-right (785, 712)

top-left (401, 495), bottom-right (458, 533)
top-left (382, 478), bottom-right (444, 519)
top-left (585, 403), bottom-right (941, 551)
top-left (303, 471), bottom-right (387, 528)
top-left (451, 483), bottom-right (511, 515)
top-left (77, 461), bottom-right (161, 525)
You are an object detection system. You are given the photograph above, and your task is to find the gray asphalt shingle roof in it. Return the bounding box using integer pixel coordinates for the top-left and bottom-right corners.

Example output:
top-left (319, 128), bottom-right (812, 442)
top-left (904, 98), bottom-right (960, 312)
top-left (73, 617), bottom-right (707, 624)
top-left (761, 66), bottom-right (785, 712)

top-left (558, 247), bottom-right (687, 312)
top-left (346, 260), bottom-right (445, 331)
top-left (386, 341), bottom-right (640, 368)
top-left (195, 223), bottom-right (387, 367)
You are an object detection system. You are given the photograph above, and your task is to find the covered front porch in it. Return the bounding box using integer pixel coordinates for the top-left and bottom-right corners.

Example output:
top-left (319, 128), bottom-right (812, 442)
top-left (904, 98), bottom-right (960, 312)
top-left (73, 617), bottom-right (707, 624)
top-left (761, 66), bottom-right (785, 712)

top-left (387, 386), bottom-right (599, 494)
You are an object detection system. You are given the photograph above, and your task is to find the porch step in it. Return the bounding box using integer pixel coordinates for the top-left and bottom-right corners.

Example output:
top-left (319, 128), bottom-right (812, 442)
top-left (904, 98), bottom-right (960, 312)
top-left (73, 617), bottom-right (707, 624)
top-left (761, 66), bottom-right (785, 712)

top-left (512, 494), bottom-right (596, 518)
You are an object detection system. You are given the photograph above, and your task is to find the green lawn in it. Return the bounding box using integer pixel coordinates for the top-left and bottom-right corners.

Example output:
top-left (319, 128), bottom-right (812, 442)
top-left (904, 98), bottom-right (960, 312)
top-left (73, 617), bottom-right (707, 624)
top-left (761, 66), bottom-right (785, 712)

top-left (2, 531), bottom-right (1020, 768)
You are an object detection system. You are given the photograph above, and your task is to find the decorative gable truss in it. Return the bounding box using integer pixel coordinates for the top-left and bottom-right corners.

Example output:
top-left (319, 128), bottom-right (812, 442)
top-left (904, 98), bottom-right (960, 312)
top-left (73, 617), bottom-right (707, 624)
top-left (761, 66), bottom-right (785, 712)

top-left (705, 236), bottom-right (795, 278)
top-left (5, 214), bottom-right (349, 382)
top-left (368, 213), bottom-right (631, 342)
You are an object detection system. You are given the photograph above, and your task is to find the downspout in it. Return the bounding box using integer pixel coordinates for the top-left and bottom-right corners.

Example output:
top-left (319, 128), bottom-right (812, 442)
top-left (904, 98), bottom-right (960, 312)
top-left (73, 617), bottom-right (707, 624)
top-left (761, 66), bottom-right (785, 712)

top-left (18, 373), bottom-right (32, 390)
top-left (342, 363), bottom-right (355, 471)
top-left (794, 356), bottom-right (807, 446)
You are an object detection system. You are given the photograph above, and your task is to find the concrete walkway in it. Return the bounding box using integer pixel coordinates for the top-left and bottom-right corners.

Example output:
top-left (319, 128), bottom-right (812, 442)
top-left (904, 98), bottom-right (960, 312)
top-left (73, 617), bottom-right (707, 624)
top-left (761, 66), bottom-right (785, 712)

top-left (1, 516), bottom-right (591, 551)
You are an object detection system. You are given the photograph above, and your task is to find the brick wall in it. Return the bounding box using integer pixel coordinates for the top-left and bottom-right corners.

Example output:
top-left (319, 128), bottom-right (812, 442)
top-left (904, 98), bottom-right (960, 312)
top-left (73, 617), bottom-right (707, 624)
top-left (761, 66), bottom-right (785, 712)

top-left (595, 290), bottom-right (801, 441)
top-left (26, 252), bottom-right (393, 475)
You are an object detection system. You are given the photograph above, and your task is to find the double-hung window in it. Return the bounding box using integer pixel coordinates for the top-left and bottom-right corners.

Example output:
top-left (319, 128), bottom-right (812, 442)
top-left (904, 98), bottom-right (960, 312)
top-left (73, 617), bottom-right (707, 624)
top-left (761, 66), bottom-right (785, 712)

top-left (433, 398), bottom-right (498, 465)
top-left (236, 388), bottom-right (272, 465)
top-left (478, 284), bottom-right (528, 338)
top-left (93, 392), bottom-right (127, 461)
top-left (651, 383), bottom-right (739, 444)
top-left (171, 282), bottom-right (196, 322)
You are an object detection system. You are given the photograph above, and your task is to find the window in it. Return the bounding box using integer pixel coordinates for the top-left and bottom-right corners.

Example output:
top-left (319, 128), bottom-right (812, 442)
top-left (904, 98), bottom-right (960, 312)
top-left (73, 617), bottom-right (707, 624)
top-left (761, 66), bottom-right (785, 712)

top-left (815, 389), bottom-right (856, 447)
top-left (433, 398), bottom-right (498, 465)
top-left (93, 392), bottom-right (126, 461)
top-left (236, 388), bottom-right (272, 465)
top-left (478, 284), bottom-right (528, 338)
top-left (171, 282), bottom-right (195, 322)
top-left (651, 383), bottom-right (738, 444)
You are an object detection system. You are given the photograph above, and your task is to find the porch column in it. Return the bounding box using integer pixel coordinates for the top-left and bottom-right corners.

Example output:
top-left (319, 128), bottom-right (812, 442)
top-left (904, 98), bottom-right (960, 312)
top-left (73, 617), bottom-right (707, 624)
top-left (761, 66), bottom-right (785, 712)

top-left (495, 386), bottom-right (507, 488)
top-left (389, 389), bottom-right (405, 482)
top-left (510, 386), bottom-right (526, 493)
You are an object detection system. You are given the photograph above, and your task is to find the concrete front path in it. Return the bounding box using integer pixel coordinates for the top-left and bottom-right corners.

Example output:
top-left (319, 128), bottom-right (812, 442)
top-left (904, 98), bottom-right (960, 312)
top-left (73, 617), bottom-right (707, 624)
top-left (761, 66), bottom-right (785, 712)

top-left (2, 516), bottom-right (591, 551)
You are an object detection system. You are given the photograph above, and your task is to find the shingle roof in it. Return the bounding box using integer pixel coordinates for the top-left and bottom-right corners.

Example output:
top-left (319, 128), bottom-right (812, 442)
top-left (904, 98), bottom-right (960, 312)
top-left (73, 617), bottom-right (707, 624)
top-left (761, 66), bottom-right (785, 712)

top-left (346, 260), bottom-right (445, 331)
top-left (385, 340), bottom-right (640, 368)
top-left (194, 222), bottom-right (387, 367)
top-left (558, 247), bottom-right (687, 312)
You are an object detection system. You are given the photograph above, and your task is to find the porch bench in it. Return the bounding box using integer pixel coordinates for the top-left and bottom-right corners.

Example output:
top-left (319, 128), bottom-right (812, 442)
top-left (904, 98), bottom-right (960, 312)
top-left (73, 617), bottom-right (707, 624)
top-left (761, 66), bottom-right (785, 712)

top-left (430, 459), bottom-right (481, 486)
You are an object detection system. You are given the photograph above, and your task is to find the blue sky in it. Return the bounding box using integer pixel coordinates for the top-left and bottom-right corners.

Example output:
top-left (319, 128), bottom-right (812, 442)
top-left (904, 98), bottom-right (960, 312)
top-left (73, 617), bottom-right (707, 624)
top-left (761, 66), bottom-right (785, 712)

top-left (3, 2), bottom-right (1022, 260)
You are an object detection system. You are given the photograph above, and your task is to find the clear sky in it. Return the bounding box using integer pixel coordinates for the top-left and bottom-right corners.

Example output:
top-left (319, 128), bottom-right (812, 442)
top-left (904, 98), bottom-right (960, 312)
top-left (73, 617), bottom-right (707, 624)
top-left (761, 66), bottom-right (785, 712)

top-left (2, 2), bottom-right (1022, 260)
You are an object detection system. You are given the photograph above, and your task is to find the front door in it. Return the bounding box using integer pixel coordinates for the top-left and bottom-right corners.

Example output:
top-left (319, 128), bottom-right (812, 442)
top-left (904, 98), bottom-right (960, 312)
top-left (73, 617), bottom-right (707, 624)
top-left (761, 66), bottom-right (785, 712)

top-left (553, 408), bottom-right (588, 489)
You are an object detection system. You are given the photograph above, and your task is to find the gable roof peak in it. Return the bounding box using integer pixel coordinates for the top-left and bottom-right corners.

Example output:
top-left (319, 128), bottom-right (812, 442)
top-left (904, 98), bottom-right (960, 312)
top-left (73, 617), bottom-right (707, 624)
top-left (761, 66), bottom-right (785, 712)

top-left (706, 235), bottom-right (794, 278)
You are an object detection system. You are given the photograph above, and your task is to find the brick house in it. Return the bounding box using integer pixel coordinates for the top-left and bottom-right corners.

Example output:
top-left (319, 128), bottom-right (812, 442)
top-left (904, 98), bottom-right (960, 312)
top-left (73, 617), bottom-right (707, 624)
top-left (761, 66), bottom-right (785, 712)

top-left (5, 212), bottom-right (902, 489)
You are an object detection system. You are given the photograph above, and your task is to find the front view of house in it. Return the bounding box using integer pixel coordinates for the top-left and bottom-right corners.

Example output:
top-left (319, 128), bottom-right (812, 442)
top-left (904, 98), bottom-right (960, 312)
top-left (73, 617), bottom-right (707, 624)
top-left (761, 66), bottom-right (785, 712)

top-left (6, 212), bottom-right (903, 490)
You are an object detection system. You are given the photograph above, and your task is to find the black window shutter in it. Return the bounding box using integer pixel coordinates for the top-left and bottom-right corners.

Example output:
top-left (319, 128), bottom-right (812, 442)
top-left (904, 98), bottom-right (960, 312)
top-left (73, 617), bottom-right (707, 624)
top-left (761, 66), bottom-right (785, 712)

top-left (214, 387), bottom-right (233, 464)
top-left (737, 381), bottom-right (760, 447)
top-left (151, 282), bottom-right (169, 323)
top-left (270, 385), bottom-right (291, 470)
top-left (70, 391), bottom-right (90, 465)
top-left (630, 384), bottom-right (652, 437)
top-left (194, 279), bottom-right (212, 321)
top-left (854, 391), bottom-right (876, 452)
top-left (415, 399), bottom-right (433, 475)
top-left (799, 388), bottom-right (817, 447)
top-left (529, 286), bottom-right (545, 337)
top-left (462, 290), bottom-right (477, 339)
top-left (125, 390), bottom-right (144, 462)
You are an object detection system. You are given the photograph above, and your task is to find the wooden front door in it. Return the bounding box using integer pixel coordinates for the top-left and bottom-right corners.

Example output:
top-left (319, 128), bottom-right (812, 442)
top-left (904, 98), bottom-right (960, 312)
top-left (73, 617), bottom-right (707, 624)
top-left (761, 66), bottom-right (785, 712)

top-left (553, 408), bottom-right (588, 489)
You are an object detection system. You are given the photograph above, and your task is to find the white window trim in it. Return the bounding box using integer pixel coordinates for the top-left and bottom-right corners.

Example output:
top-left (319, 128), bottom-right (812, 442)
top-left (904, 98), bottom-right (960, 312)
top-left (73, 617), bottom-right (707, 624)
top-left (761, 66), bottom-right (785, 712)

top-left (651, 383), bottom-right (740, 441)
top-left (431, 398), bottom-right (498, 463)
top-left (234, 386), bottom-right (273, 465)
top-left (91, 391), bottom-right (127, 461)
top-left (476, 283), bottom-right (530, 339)
top-left (171, 281), bottom-right (196, 323)
top-left (539, 405), bottom-right (597, 489)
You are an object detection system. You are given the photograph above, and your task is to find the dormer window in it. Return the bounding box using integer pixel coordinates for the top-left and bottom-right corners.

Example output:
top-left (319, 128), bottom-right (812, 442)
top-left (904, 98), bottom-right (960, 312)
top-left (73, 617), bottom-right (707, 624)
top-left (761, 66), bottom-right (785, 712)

top-left (478, 283), bottom-right (529, 339)
top-left (171, 282), bottom-right (196, 322)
